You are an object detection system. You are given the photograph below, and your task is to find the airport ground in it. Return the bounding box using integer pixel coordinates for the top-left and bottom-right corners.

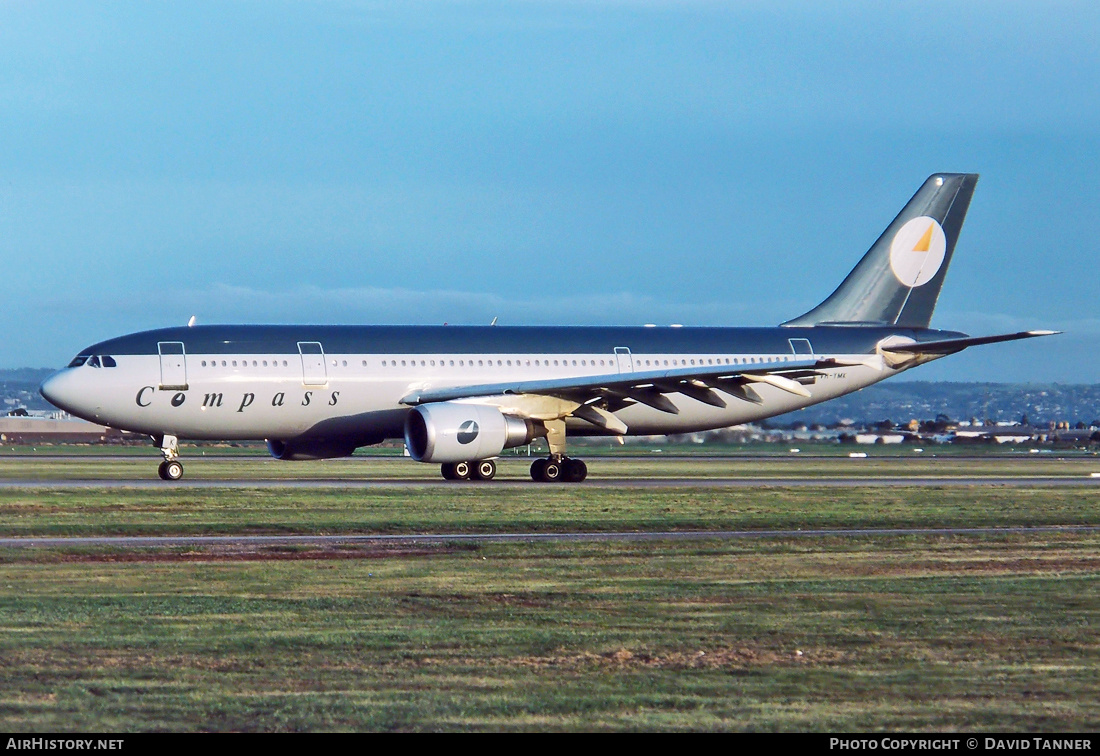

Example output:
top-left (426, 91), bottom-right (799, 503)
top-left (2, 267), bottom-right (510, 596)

top-left (0, 449), bottom-right (1097, 731)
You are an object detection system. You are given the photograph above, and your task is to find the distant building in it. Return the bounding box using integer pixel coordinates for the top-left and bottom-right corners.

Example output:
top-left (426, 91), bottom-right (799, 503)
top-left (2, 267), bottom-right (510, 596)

top-left (855, 433), bottom-right (906, 444)
top-left (0, 417), bottom-right (129, 444)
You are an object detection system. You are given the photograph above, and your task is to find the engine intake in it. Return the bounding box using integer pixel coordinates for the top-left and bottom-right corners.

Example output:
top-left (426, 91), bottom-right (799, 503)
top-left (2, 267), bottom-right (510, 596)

top-left (405, 403), bottom-right (537, 463)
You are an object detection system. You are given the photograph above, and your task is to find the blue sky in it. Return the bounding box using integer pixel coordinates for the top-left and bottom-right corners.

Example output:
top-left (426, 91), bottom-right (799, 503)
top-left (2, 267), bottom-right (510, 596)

top-left (2, 1), bottom-right (1098, 381)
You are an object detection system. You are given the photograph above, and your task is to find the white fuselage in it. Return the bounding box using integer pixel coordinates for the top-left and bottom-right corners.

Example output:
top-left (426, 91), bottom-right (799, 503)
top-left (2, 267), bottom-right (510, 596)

top-left (42, 338), bottom-right (904, 443)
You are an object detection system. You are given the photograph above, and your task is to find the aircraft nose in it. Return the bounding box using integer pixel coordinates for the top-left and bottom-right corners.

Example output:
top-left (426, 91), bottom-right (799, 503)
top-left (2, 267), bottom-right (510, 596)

top-left (39, 370), bottom-right (82, 415)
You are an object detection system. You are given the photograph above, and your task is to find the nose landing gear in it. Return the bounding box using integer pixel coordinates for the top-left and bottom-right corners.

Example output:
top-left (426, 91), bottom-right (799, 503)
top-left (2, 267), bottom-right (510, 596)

top-left (158, 459), bottom-right (184, 481)
top-left (155, 434), bottom-right (184, 481)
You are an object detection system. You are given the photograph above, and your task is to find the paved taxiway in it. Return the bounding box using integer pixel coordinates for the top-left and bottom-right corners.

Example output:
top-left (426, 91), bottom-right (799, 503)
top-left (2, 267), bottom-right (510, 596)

top-left (4, 450), bottom-right (1100, 490)
top-left (2, 475), bottom-right (1099, 489)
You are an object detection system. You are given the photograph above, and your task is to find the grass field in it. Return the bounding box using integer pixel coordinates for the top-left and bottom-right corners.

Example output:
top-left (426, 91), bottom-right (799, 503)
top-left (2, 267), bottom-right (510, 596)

top-left (0, 454), bottom-right (1098, 731)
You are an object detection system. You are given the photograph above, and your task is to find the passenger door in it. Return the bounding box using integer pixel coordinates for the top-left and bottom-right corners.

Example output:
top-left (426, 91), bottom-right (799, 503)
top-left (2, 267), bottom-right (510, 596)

top-left (158, 341), bottom-right (188, 390)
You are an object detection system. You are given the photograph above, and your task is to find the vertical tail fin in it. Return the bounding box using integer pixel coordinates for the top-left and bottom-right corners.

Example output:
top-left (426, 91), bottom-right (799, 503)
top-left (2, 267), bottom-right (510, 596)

top-left (783, 173), bottom-right (978, 328)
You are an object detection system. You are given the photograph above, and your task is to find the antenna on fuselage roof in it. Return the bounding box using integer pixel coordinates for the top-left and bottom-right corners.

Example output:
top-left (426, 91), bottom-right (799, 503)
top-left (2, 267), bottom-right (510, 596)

top-left (490, 317), bottom-right (498, 326)
top-left (187, 315), bottom-right (196, 327)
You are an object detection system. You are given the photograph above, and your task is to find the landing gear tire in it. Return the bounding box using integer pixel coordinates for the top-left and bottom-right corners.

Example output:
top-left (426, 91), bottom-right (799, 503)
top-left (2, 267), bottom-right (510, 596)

top-left (158, 460), bottom-right (184, 481)
top-left (531, 457), bottom-right (586, 483)
top-left (541, 459), bottom-right (564, 482)
top-left (441, 461), bottom-right (472, 481)
top-left (472, 459), bottom-right (497, 481)
top-left (530, 458), bottom-right (548, 481)
top-left (564, 458), bottom-right (588, 483)
top-left (528, 457), bottom-right (567, 481)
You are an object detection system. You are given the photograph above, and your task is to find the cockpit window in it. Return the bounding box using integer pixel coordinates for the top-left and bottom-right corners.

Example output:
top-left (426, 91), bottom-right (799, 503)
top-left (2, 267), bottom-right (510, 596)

top-left (66, 354), bottom-right (116, 368)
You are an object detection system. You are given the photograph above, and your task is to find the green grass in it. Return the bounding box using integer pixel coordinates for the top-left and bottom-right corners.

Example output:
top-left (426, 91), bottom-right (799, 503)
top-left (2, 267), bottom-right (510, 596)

top-left (0, 455), bottom-right (1097, 731)
top-left (1, 536), bottom-right (1097, 731)
top-left (0, 484), bottom-right (1098, 537)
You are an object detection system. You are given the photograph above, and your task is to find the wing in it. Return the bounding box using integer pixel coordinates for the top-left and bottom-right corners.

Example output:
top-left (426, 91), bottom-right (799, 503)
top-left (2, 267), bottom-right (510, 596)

top-left (400, 357), bottom-right (838, 434)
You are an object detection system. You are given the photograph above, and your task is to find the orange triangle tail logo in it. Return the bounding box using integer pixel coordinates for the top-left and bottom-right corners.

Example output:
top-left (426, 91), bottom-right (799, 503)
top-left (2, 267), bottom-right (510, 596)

top-left (912, 222), bottom-right (935, 253)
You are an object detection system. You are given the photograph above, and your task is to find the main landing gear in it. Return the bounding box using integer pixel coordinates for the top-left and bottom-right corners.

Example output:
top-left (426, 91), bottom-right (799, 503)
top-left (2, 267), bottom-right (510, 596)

top-left (435, 420), bottom-right (589, 483)
top-left (528, 418), bottom-right (587, 482)
top-left (530, 456), bottom-right (587, 483)
top-left (155, 434), bottom-right (184, 481)
top-left (437, 456), bottom-right (588, 482)
top-left (440, 459), bottom-right (497, 481)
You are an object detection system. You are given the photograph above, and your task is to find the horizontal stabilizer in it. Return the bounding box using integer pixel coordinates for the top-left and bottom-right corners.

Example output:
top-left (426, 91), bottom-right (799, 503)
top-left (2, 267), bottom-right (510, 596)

top-left (881, 330), bottom-right (1059, 355)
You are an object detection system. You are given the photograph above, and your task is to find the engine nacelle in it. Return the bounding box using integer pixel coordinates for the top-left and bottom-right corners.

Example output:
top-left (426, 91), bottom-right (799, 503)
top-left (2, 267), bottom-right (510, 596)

top-left (404, 403), bottom-right (537, 463)
top-left (266, 438), bottom-right (358, 461)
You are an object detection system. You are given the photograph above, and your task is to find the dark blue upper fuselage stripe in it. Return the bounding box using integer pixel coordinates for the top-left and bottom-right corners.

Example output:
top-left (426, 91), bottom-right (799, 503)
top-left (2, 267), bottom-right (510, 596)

top-left (78, 325), bottom-right (967, 358)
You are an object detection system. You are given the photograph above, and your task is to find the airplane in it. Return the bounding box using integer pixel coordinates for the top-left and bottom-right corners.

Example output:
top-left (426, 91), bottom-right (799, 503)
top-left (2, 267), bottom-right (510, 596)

top-left (39, 173), bottom-right (1056, 483)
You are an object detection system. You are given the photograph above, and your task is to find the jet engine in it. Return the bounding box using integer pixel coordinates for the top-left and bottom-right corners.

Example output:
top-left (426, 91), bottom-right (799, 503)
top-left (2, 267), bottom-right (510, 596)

top-left (404, 403), bottom-right (538, 463)
top-left (266, 438), bottom-right (358, 461)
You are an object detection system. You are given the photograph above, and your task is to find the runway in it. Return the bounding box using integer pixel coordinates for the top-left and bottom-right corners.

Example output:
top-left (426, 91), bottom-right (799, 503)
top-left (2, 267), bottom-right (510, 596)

top-left (2, 474), bottom-right (1099, 489)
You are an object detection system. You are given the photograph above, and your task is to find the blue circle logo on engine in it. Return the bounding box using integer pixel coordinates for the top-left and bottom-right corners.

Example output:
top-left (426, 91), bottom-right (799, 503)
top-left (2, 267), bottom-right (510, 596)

top-left (457, 420), bottom-right (479, 444)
